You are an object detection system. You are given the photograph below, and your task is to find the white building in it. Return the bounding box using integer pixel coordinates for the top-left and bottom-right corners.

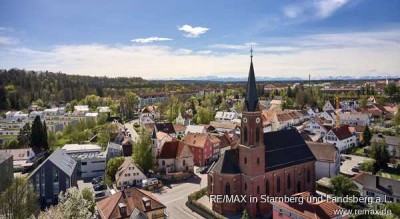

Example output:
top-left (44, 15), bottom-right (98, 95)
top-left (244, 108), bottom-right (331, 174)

top-left (353, 173), bottom-right (400, 205)
top-left (339, 113), bottom-right (370, 126)
top-left (62, 144), bottom-right (106, 179)
top-left (323, 125), bottom-right (357, 152)
top-left (115, 157), bottom-right (147, 189)
top-left (214, 111), bottom-right (238, 122)
top-left (156, 140), bottom-right (194, 174)
top-left (323, 100), bottom-right (336, 112)
top-left (307, 142), bottom-right (340, 179)
top-left (185, 125), bottom-right (206, 135)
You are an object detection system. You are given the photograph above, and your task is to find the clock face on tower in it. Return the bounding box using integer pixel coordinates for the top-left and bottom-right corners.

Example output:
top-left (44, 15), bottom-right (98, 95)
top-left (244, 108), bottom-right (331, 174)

top-left (256, 117), bottom-right (260, 123)
top-left (243, 118), bottom-right (248, 123)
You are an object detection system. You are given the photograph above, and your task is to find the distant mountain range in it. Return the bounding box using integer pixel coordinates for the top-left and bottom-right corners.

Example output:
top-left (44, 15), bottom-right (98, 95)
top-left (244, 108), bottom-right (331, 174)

top-left (153, 75), bottom-right (399, 82)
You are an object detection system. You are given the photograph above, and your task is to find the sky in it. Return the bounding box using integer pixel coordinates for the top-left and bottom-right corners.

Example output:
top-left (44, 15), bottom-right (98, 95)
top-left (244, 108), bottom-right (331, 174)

top-left (0, 0), bottom-right (400, 79)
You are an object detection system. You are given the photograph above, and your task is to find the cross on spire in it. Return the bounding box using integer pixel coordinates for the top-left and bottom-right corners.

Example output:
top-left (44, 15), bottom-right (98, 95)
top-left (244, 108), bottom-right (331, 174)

top-left (250, 46), bottom-right (253, 60)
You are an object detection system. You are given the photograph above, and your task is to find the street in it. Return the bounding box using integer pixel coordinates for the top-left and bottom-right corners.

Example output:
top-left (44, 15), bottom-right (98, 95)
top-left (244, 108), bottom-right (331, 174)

top-left (151, 168), bottom-right (208, 219)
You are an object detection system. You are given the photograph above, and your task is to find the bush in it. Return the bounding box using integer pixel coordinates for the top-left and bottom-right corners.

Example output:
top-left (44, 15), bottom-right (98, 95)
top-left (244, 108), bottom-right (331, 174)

top-left (188, 188), bottom-right (207, 203)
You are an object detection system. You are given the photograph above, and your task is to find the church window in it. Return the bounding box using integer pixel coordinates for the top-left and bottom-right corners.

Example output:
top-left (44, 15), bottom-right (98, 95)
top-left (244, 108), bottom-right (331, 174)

top-left (162, 160), bottom-right (165, 166)
top-left (265, 180), bottom-right (269, 195)
top-left (244, 157), bottom-right (247, 164)
top-left (256, 127), bottom-right (260, 143)
top-left (244, 127), bottom-right (248, 144)
top-left (307, 169), bottom-right (311, 183)
top-left (257, 158), bottom-right (260, 165)
top-left (257, 186), bottom-right (260, 194)
top-left (277, 177), bottom-right (281, 193)
top-left (225, 183), bottom-right (230, 195)
top-left (244, 183), bottom-right (247, 191)
top-left (287, 175), bottom-right (291, 189)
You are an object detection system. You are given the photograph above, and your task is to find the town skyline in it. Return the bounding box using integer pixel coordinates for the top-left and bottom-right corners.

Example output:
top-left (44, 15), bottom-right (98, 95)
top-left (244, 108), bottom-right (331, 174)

top-left (1, 0), bottom-right (400, 79)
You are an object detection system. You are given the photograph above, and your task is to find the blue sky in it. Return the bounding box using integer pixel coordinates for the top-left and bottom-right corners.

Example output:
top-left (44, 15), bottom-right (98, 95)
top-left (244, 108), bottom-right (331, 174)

top-left (0, 0), bottom-right (399, 79)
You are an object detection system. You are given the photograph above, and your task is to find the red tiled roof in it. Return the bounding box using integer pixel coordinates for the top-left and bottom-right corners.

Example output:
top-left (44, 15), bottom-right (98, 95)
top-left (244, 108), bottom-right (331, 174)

top-left (331, 125), bottom-right (353, 140)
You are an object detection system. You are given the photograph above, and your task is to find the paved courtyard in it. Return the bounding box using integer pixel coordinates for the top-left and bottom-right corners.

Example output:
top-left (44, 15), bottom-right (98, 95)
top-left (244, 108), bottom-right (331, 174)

top-left (151, 167), bottom-right (208, 219)
top-left (340, 154), bottom-right (373, 176)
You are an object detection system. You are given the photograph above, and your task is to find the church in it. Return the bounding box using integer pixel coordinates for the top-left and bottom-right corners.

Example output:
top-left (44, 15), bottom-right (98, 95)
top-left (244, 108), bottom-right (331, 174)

top-left (208, 52), bottom-right (316, 217)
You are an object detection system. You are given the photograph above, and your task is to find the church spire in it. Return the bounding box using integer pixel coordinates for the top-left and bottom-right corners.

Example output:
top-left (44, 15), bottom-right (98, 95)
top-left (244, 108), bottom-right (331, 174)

top-left (245, 47), bottom-right (259, 112)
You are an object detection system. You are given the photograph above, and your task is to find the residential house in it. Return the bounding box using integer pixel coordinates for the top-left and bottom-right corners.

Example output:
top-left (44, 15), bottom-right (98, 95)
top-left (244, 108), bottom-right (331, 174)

top-left (340, 100), bottom-right (359, 111)
top-left (151, 131), bottom-right (174, 161)
top-left (184, 133), bottom-right (218, 166)
top-left (214, 111), bottom-right (238, 122)
top-left (106, 142), bottom-right (123, 162)
top-left (272, 192), bottom-right (348, 219)
top-left (339, 112), bottom-right (370, 126)
top-left (0, 148), bottom-right (43, 172)
top-left (353, 173), bottom-right (400, 204)
top-left (140, 105), bottom-right (159, 120)
top-left (154, 122), bottom-right (176, 137)
top-left (96, 187), bottom-right (167, 219)
top-left (28, 149), bottom-right (77, 208)
top-left (0, 152), bottom-right (13, 191)
top-left (185, 125), bottom-right (207, 135)
top-left (207, 121), bottom-right (237, 134)
top-left (323, 125), bottom-right (357, 152)
top-left (115, 157), bottom-right (147, 189)
top-left (73, 105), bottom-right (90, 115)
top-left (371, 134), bottom-right (400, 157)
top-left (348, 126), bottom-right (365, 145)
top-left (323, 100), bottom-right (336, 112)
top-left (307, 142), bottom-right (340, 179)
top-left (156, 140), bottom-right (194, 173)
top-left (269, 99), bottom-right (283, 110)
top-left (306, 107), bottom-right (319, 117)
top-left (62, 144), bottom-right (106, 179)
top-left (303, 118), bottom-right (329, 141)
top-left (173, 124), bottom-right (186, 138)
top-left (320, 110), bottom-right (336, 124)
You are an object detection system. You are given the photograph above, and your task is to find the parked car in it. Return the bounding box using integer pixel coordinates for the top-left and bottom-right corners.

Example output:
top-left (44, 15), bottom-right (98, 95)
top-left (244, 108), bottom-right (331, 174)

top-left (94, 184), bottom-right (105, 191)
top-left (351, 167), bottom-right (360, 172)
top-left (94, 191), bottom-right (105, 198)
top-left (199, 166), bottom-right (208, 174)
top-left (92, 176), bottom-right (104, 184)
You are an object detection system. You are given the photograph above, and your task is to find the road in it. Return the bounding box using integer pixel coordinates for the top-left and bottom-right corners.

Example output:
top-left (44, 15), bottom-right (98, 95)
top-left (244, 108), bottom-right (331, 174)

top-left (151, 168), bottom-right (208, 219)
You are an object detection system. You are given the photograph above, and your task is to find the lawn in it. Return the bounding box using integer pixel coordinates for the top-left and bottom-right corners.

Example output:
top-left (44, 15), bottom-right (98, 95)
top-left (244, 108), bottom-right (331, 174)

top-left (378, 172), bottom-right (400, 180)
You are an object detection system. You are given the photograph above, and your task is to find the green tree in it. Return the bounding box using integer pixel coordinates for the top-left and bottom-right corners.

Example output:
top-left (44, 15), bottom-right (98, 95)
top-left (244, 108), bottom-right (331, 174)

top-left (241, 209), bottom-right (249, 219)
top-left (331, 175), bottom-right (355, 197)
top-left (359, 97), bottom-right (367, 108)
top-left (384, 82), bottom-right (398, 100)
top-left (133, 127), bottom-right (153, 173)
top-left (385, 202), bottom-right (400, 218)
top-left (370, 141), bottom-right (390, 171)
top-left (17, 123), bottom-right (31, 147)
top-left (393, 106), bottom-right (400, 126)
top-left (106, 157), bottom-right (125, 181)
top-left (359, 160), bottom-right (374, 172)
top-left (42, 120), bottom-right (49, 151)
top-left (0, 177), bottom-right (39, 219)
top-left (30, 116), bottom-right (45, 152)
top-left (194, 106), bottom-right (213, 124)
top-left (32, 99), bottom-right (45, 107)
top-left (362, 126), bottom-right (372, 146)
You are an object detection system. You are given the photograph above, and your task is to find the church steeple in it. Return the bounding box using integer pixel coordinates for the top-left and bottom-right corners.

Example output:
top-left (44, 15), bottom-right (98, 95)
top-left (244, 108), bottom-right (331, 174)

top-left (245, 47), bottom-right (259, 112)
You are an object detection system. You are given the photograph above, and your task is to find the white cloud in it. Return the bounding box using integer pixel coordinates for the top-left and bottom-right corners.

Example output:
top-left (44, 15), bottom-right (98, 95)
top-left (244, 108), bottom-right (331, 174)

top-left (1, 29), bottom-right (399, 79)
top-left (131, 37), bottom-right (172, 43)
top-left (178, 25), bottom-right (209, 38)
top-left (0, 36), bottom-right (16, 45)
top-left (283, 0), bottom-right (349, 20)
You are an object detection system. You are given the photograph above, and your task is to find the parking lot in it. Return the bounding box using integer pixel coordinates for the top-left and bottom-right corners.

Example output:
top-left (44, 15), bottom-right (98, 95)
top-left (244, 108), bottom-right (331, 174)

top-left (340, 154), bottom-right (373, 176)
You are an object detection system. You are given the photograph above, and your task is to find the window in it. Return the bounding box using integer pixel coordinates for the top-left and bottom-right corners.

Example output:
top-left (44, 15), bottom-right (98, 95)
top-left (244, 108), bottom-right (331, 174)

top-left (162, 160), bottom-right (165, 166)
top-left (244, 157), bottom-right (247, 164)
top-left (257, 158), bottom-right (260, 165)
top-left (265, 180), bottom-right (269, 195)
top-left (256, 127), bottom-right (260, 143)
top-left (277, 177), bottom-right (281, 193)
top-left (243, 127), bottom-right (248, 144)
top-left (81, 162), bottom-right (87, 166)
top-left (183, 160), bottom-right (186, 166)
top-left (307, 169), bottom-right (311, 183)
top-left (225, 183), bottom-right (230, 195)
top-left (287, 175), bottom-right (291, 189)
top-left (244, 183), bottom-right (247, 191)
top-left (257, 186), bottom-right (260, 194)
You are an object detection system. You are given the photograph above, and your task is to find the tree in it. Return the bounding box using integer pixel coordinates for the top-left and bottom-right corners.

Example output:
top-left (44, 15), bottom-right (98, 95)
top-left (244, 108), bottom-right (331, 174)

top-left (241, 209), bottom-right (249, 219)
top-left (3, 138), bottom-right (19, 149)
top-left (106, 157), bottom-right (125, 181)
top-left (287, 86), bottom-right (293, 98)
top-left (194, 106), bottom-right (213, 124)
top-left (370, 141), bottom-right (390, 171)
top-left (0, 177), bottom-right (39, 219)
top-left (38, 187), bottom-right (95, 219)
top-left (42, 120), bottom-right (49, 151)
top-left (133, 127), bottom-right (153, 173)
top-left (359, 160), bottom-right (374, 172)
top-left (384, 82), bottom-right (398, 100)
top-left (331, 175), bottom-right (354, 197)
top-left (393, 106), bottom-right (400, 126)
top-left (359, 97), bottom-right (367, 108)
top-left (17, 123), bottom-right (31, 147)
top-left (362, 126), bottom-right (372, 146)
top-left (30, 116), bottom-right (45, 152)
